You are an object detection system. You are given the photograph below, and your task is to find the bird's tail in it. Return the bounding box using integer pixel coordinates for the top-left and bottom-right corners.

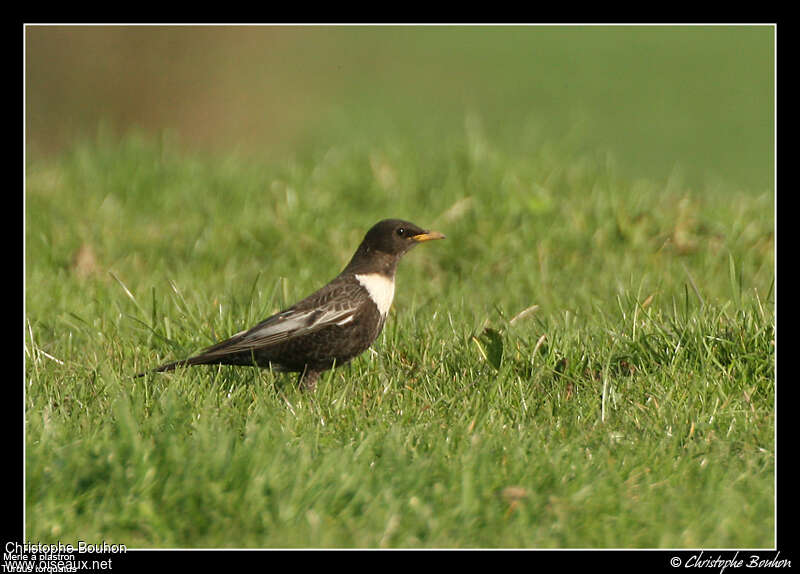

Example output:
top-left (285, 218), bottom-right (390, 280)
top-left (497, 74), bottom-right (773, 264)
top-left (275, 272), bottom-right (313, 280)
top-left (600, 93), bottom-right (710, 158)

top-left (134, 346), bottom-right (262, 377)
top-left (134, 357), bottom-right (204, 378)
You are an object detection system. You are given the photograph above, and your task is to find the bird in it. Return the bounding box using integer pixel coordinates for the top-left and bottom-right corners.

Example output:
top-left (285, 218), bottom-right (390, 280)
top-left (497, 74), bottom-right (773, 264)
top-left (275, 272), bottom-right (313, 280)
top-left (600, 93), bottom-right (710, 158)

top-left (138, 219), bottom-right (445, 389)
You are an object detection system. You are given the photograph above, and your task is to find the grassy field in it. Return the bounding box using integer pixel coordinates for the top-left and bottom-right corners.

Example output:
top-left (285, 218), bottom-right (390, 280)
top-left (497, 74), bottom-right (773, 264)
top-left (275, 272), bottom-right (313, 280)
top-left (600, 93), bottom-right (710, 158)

top-left (24, 125), bottom-right (774, 548)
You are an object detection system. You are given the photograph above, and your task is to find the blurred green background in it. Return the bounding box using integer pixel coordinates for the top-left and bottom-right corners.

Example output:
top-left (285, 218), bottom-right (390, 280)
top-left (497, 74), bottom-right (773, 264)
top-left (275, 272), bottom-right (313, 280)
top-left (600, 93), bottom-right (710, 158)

top-left (25, 25), bottom-right (774, 191)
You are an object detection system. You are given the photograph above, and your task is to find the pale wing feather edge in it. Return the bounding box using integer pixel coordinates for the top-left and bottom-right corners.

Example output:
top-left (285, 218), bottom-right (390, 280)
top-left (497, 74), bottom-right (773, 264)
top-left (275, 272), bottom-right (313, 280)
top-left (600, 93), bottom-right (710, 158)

top-left (197, 304), bottom-right (358, 358)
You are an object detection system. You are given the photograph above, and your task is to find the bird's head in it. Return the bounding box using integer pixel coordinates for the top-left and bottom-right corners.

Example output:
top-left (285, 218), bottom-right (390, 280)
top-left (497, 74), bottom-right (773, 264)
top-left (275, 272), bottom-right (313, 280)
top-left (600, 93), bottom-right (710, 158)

top-left (344, 219), bottom-right (445, 275)
top-left (364, 219), bottom-right (446, 256)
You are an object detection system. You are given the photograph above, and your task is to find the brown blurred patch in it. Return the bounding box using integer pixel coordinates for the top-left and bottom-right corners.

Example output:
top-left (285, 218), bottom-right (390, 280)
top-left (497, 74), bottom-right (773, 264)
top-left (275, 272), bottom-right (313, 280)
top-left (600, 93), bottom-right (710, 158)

top-left (502, 486), bottom-right (529, 517)
top-left (25, 26), bottom-right (336, 159)
top-left (71, 243), bottom-right (100, 278)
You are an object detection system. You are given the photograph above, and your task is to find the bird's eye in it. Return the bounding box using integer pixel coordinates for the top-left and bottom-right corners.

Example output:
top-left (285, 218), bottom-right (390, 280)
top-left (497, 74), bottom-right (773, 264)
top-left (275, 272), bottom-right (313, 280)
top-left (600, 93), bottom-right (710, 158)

top-left (396, 227), bottom-right (406, 237)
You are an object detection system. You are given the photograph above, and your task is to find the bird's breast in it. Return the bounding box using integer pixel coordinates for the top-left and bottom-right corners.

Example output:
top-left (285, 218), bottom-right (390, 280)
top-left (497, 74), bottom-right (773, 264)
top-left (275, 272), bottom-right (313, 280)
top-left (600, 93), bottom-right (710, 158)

top-left (354, 272), bottom-right (396, 316)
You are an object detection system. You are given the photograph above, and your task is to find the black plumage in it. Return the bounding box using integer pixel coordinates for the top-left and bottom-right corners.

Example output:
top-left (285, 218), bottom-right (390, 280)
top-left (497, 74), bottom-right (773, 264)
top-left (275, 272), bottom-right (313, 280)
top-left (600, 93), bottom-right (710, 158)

top-left (138, 219), bottom-right (445, 389)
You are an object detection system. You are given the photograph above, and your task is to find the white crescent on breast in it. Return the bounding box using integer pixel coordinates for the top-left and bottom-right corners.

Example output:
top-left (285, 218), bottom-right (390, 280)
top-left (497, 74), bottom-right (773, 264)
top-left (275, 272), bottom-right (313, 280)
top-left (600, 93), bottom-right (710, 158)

top-left (355, 273), bottom-right (396, 317)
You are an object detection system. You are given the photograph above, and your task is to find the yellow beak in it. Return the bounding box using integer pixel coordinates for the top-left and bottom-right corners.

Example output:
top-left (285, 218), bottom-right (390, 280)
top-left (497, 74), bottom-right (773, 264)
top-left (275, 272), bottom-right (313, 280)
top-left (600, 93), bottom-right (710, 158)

top-left (411, 230), bottom-right (446, 242)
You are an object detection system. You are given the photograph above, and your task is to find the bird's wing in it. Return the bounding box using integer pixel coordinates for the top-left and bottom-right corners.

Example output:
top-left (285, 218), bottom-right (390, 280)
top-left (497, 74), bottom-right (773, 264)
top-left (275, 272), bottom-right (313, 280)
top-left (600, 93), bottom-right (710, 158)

top-left (191, 279), bottom-right (367, 359)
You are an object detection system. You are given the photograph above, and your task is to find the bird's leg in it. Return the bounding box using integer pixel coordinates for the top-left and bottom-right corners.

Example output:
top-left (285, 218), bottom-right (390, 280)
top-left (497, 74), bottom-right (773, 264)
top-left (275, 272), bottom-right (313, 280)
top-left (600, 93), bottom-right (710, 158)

top-left (297, 368), bottom-right (320, 391)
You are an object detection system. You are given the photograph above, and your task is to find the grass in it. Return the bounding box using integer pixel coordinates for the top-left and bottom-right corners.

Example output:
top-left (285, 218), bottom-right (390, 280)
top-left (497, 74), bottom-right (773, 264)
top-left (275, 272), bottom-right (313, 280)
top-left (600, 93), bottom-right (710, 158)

top-left (24, 126), bottom-right (774, 548)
